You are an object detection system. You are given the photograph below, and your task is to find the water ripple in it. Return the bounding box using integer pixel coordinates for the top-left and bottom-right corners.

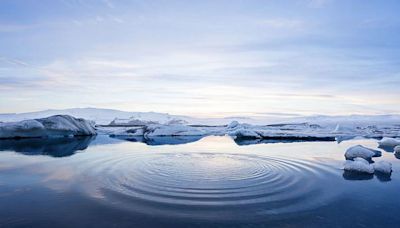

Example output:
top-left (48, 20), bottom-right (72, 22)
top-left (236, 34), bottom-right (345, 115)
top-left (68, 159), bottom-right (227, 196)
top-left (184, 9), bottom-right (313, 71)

top-left (79, 152), bottom-right (340, 220)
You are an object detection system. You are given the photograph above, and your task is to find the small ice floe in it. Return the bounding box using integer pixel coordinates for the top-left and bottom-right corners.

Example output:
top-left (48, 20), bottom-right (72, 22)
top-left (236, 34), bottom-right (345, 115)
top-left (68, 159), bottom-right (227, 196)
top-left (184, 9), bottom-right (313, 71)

top-left (395, 145), bottom-right (400, 154)
top-left (344, 145), bottom-right (381, 160)
top-left (373, 161), bottom-right (392, 174)
top-left (344, 158), bottom-right (374, 174)
top-left (378, 137), bottom-right (400, 147)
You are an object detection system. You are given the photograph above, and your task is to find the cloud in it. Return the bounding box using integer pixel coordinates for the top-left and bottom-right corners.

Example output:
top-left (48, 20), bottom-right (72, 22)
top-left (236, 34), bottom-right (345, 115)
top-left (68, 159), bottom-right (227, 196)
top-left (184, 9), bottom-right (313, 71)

top-left (307, 0), bottom-right (333, 8)
top-left (259, 18), bottom-right (305, 29)
top-left (102, 0), bottom-right (115, 9)
top-left (0, 57), bottom-right (30, 67)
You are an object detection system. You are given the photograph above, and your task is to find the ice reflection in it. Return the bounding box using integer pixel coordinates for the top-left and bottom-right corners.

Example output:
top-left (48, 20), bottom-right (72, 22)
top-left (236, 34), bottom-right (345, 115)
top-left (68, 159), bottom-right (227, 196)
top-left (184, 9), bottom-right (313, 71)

top-left (0, 136), bottom-right (95, 157)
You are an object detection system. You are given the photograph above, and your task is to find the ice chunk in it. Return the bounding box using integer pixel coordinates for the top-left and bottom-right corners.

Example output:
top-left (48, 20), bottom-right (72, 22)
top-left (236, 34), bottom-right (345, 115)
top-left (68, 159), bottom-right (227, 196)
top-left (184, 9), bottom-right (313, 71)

top-left (227, 121), bottom-right (240, 129)
top-left (227, 129), bottom-right (262, 139)
top-left (226, 122), bottom-right (263, 139)
top-left (144, 124), bottom-right (205, 137)
top-left (103, 124), bottom-right (205, 138)
top-left (332, 124), bottom-right (356, 134)
top-left (373, 161), bottom-right (392, 174)
top-left (378, 137), bottom-right (400, 147)
top-left (344, 145), bottom-right (381, 160)
top-left (344, 158), bottom-right (374, 174)
top-left (395, 145), bottom-right (400, 154)
top-left (0, 115), bottom-right (96, 138)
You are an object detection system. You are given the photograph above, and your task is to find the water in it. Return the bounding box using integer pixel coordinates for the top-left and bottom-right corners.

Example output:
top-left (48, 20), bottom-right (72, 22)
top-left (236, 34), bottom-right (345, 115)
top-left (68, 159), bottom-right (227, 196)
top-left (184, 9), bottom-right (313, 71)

top-left (0, 135), bottom-right (399, 227)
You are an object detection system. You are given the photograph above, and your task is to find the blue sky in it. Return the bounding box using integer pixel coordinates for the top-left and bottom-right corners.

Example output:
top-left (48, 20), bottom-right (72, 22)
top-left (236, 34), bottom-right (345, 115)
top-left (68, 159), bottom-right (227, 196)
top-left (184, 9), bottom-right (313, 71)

top-left (0, 0), bottom-right (399, 117)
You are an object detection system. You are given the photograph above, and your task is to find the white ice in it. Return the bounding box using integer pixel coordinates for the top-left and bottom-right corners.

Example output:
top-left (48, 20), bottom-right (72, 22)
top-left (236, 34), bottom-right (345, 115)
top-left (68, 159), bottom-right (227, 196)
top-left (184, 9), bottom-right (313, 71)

top-left (373, 161), bottom-right (392, 174)
top-left (395, 145), bottom-right (400, 154)
top-left (0, 115), bottom-right (96, 138)
top-left (344, 145), bottom-right (381, 160)
top-left (143, 124), bottom-right (205, 137)
top-left (378, 137), bottom-right (400, 147)
top-left (344, 158), bottom-right (374, 174)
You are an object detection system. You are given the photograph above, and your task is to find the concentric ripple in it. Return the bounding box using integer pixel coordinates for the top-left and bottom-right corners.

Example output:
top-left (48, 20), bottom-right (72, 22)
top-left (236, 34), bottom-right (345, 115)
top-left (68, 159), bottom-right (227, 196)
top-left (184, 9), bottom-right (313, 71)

top-left (78, 152), bottom-right (341, 220)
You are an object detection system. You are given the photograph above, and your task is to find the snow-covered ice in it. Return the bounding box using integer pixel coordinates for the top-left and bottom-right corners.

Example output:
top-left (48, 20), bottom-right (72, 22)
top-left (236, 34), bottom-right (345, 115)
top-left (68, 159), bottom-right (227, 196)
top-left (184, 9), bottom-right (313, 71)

top-left (378, 137), bottom-right (400, 147)
top-left (373, 161), bottom-right (392, 174)
top-left (332, 124), bottom-right (356, 134)
top-left (0, 115), bottom-right (96, 138)
top-left (227, 121), bottom-right (240, 129)
top-left (344, 145), bottom-right (381, 160)
top-left (104, 123), bottom-right (206, 138)
top-left (143, 124), bottom-right (205, 137)
top-left (1, 109), bottom-right (399, 140)
top-left (344, 158), bottom-right (374, 174)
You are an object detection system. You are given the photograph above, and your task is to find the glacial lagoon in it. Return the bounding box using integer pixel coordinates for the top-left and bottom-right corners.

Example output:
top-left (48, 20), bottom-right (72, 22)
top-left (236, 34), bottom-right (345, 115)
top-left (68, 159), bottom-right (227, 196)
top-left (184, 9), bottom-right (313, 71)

top-left (0, 135), bottom-right (399, 227)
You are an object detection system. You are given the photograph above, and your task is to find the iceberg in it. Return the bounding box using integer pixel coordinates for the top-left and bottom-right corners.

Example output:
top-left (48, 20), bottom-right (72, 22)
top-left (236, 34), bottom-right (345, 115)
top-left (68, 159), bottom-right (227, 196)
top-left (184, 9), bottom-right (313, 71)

top-left (344, 158), bottom-right (374, 174)
top-left (228, 129), bottom-right (262, 139)
top-left (100, 123), bottom-right (207, 138)
top-left (344, 145), bottom-right (381, 160)
top-left (0, 115), bottom-right (96, 139)
top-left (226, 121), bottom-right (263, 139)
top-left (227, 121), bottom-right (240, 129)
top-left (373, 161), bottom-right (392, 174)
top-left (378, 137), bottom-right (400, 147)
top-left (332, 124), bottom-right (356, 134)
top-left (143, 124), bottom-right (205, 137)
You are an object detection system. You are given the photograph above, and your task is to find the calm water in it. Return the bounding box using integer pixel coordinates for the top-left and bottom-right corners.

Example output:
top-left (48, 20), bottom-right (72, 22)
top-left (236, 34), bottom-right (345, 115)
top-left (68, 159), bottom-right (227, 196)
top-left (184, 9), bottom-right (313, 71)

top-left (0, 135), bottom-right (399, 227)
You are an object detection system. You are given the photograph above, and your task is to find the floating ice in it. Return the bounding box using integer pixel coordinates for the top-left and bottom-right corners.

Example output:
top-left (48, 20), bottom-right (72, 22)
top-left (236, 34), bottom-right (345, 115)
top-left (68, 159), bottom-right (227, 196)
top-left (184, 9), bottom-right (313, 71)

top-left (344, 158), bottom-right (374, 174)
top-left (378, 137), bottom-right (400, 147)
top-left (332, 124), bottom-right (356, 134)
top-left (0, 115), bottom-right (96, 139)
top-left (344, 145), bottom-right (381, 160)
top-left (143, 124), bottom-right (205, 137)
top-left (373, 161), bottom-right (392, 174)
top-left (227, 121), bottom-right (240, 129)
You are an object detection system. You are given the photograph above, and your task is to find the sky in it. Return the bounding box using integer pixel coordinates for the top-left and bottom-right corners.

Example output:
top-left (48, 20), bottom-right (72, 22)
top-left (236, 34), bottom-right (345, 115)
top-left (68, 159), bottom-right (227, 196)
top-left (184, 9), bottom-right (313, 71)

top-left (0, 0), bottom-right (399, 118)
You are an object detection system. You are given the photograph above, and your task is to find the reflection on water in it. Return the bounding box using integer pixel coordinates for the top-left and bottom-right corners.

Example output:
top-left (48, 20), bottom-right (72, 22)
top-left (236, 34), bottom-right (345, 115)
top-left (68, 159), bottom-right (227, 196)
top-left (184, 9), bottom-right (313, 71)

top-left (0, 136), bottom-right (399, 227)
top-left (0, 136), bottom-right (95, 157)
top-left (342, 171), bottom-right (374, 181)
top-left (343, 170), bottom-right (392, 182)
top-left (80, 152), bottom-right (340, 220)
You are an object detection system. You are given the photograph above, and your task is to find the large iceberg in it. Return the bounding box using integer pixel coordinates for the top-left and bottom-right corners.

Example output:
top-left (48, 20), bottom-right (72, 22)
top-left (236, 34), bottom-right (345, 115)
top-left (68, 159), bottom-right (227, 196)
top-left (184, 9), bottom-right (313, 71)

top-left (344, 145), bottom-right (381, 160)
top-left (0, 115), bottom-right (96, 139)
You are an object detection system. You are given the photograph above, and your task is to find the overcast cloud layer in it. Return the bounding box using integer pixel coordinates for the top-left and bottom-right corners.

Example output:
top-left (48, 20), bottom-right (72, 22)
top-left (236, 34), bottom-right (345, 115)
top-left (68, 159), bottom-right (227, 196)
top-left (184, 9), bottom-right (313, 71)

top-left (1, 0), bottom-right (399, 117)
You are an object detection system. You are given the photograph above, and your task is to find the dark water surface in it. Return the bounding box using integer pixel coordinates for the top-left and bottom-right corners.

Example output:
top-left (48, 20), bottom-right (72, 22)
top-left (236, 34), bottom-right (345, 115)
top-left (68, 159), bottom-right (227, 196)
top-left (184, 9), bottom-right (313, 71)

top-left (0, 136), bottom-right (399, 227)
